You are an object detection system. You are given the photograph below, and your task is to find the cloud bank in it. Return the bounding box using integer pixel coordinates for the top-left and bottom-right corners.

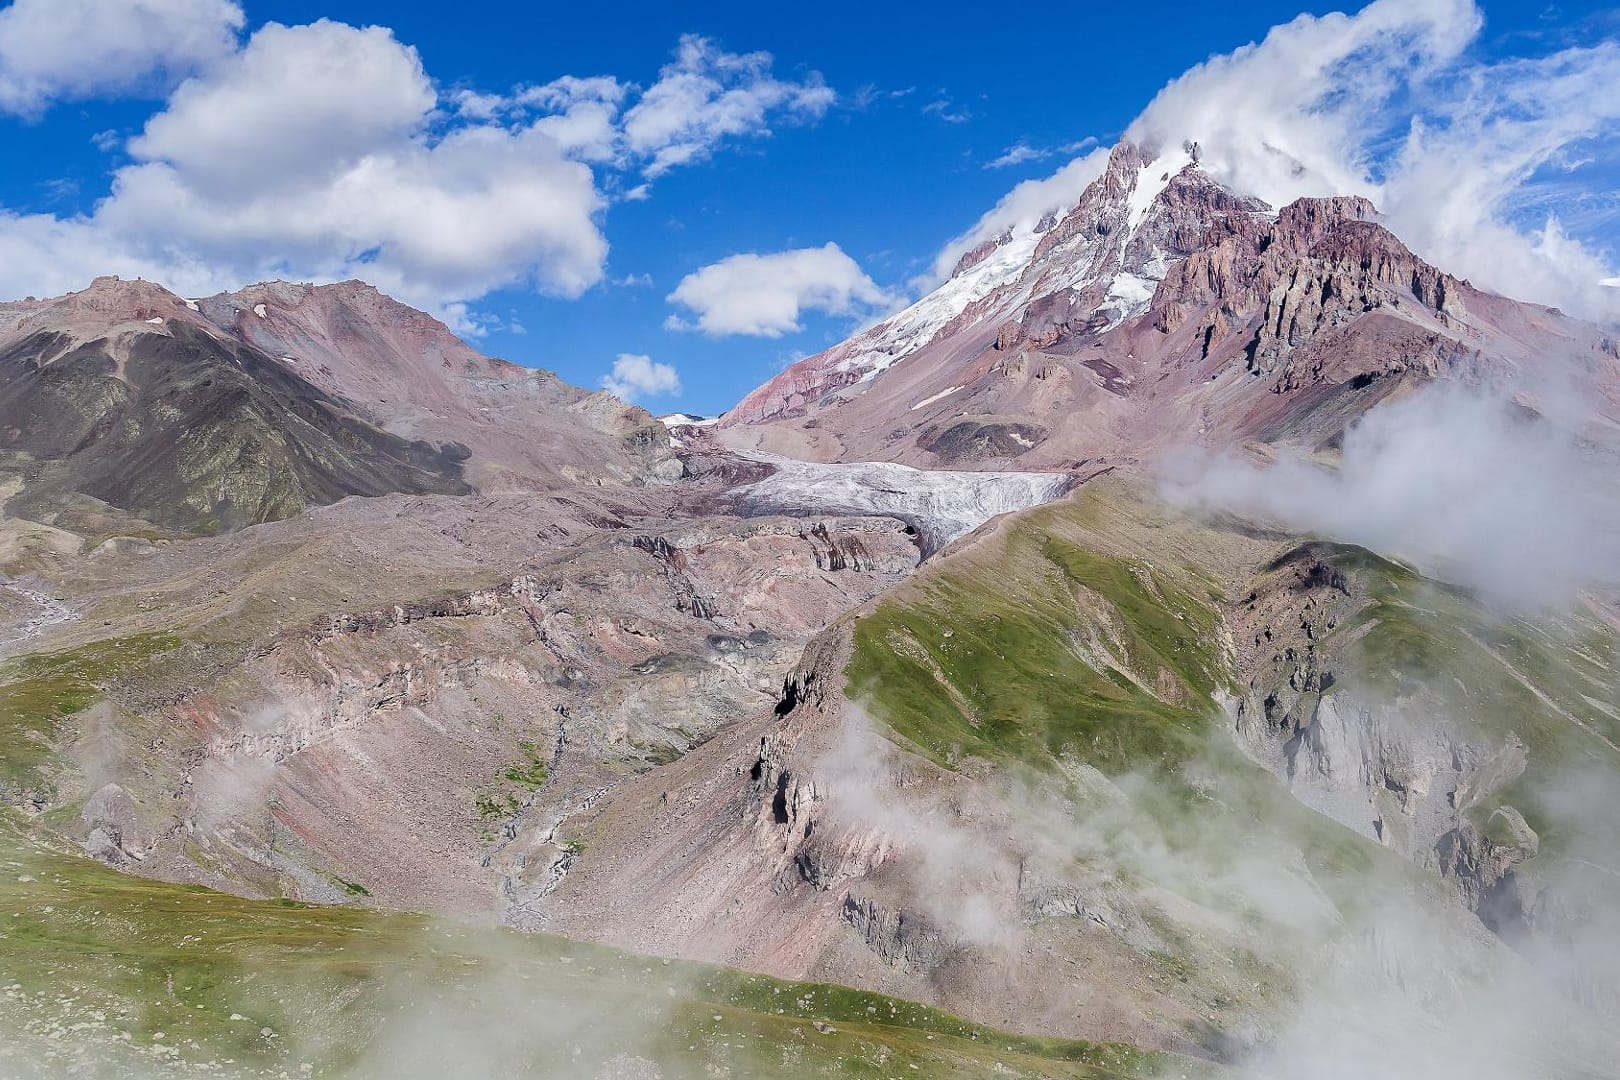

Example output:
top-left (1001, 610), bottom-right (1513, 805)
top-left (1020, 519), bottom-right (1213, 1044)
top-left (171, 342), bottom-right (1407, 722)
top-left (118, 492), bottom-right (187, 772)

top-left (1127, 0), bottom-right (1620, 323)
top-left (1161, 382), bottom-right (1620, 608)
top-left (946, 0), bottom-right (1619, 323)
top-left (0, 14), bottom-right (832, 329)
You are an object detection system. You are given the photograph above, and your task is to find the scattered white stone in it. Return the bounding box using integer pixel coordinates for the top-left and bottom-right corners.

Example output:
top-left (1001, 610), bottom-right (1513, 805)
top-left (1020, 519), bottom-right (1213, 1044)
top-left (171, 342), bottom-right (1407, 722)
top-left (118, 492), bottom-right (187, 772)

top-left (253, 304), bottom-right (268, 319)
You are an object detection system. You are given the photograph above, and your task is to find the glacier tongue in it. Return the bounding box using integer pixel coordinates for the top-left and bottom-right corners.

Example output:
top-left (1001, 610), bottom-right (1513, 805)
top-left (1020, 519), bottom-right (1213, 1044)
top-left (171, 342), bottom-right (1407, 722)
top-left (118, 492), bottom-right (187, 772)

top-left (732, 452), bottom-right (1072, 553)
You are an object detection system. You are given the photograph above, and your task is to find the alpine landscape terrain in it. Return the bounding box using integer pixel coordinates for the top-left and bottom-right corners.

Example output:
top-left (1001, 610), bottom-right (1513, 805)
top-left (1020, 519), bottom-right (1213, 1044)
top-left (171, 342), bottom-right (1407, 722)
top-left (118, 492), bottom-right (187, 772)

top-left (1, 2), bottom-right (1619, 1078)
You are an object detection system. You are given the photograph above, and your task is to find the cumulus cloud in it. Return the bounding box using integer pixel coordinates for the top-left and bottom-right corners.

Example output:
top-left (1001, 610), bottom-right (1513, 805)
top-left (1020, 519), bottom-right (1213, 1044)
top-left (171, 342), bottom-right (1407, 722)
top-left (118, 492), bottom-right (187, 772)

top-left (0, 20), bottom-right (609, 316)
top-left (0, 0), bottom-right (244, 116)
top-left (0, 27), bottom-right (834, 328)
top-left (1126, 0), bottom-right (1620, 323)
top-left (1161, 382), bottom-right (1620, 608)
top-left (601, 353), bottom-right (681, 402)
top-left (129, 20), bottom-right (435, 197)
top-left (666, 243), bottom-right (895, 337)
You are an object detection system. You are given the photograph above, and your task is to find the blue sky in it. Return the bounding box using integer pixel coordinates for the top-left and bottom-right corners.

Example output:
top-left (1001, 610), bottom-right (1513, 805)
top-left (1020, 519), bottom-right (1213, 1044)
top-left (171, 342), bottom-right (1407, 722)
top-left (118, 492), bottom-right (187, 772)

top-left (0, 1), bottom-right (1616, 416)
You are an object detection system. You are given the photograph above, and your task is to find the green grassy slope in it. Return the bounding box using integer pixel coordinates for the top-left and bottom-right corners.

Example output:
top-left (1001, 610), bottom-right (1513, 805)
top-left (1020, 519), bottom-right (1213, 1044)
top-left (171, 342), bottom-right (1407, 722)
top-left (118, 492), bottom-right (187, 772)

top-left (0, 809), bottom-right (1166, 1080)
top-left (0, 632), bottom-right (182, 795)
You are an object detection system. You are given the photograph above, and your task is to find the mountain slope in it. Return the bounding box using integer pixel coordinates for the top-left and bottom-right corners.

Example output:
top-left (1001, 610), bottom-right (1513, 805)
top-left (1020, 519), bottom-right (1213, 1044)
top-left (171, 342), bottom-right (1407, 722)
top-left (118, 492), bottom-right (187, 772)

top-left (0, 279), bottom-right (470, 533)
top-left (0, 808), bottom-right (1161, 1080)
top-left (720, 141), bottom-right (1620, 466)
top-left (198, 280), bottom-right (671, 490)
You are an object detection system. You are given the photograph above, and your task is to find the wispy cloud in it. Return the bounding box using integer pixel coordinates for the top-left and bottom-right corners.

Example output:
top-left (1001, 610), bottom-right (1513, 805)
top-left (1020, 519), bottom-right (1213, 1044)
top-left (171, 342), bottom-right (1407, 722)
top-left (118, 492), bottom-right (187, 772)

top-left (922, 98), bottom-right (971, 124)
top-left (984, 136), bottom-right (1098, 169)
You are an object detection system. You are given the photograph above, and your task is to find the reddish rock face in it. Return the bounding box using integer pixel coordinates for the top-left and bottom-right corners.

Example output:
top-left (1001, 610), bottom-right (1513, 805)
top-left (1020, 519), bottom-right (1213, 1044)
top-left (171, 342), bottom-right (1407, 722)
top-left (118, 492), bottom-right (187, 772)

top-left (720, 140), bottom-right (1619, 469)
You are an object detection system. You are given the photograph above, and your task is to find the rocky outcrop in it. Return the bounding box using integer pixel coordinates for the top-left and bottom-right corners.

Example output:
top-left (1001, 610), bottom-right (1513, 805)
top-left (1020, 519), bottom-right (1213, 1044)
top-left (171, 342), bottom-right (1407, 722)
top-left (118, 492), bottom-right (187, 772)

top-left (1230, 544), bottom-right (1542, 935)
top-left (840, 893), bottom-right (949, 968)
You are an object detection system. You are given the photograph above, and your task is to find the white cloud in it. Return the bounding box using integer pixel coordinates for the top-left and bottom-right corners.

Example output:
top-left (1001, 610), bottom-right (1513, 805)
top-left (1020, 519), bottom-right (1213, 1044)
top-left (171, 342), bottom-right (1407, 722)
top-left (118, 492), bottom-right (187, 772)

top-left (520, 75), bottom-right (627, 163)
top-left (0, 27), bottom-right (836, 326)
top-left (921, 98), bottom-right (971, 124)
top-left (622, 34), bottom-right (834, 178)
top-left (601, 353), bottom-right (681, 401)
top-left (1125, 0), bottom-right (1620, 323)
top-left (985, 143), bottom-right (1044, 169)
top-left (1128, 0), bottom-right (1480, 206)
top-left (129, 20), bottom-right (435, 197)
top-left (1161, 382), bottom-right (1620, 609)
top-left (0, 20), bottom-right (607, 315)
top-left (984, 137), bottom-right (1096, 170)
top-left (0, 0), bottom-right (244, 116)
top-left (666, 243), bottom-right (895, 337)
top-left (1604, 277), bottom-right (1620, 288)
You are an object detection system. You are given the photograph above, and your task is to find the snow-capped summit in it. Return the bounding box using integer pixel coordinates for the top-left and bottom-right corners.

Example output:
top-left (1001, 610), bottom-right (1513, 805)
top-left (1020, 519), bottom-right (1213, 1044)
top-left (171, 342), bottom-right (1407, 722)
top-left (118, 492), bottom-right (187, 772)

top-left (723, 140), bottom-right (1250, 428)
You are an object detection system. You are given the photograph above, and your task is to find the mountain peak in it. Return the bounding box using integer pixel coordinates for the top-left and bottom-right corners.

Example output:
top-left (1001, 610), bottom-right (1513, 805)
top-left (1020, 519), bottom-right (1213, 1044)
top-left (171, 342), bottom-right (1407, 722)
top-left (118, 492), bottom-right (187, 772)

top-left (722, 139), bottom-right (1614, 468)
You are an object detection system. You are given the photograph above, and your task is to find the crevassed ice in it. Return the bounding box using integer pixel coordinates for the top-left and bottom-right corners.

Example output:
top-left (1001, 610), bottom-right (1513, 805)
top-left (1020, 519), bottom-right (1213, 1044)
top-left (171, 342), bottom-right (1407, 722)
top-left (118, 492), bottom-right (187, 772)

top-left (734, 451), bottom-right (1071, 549)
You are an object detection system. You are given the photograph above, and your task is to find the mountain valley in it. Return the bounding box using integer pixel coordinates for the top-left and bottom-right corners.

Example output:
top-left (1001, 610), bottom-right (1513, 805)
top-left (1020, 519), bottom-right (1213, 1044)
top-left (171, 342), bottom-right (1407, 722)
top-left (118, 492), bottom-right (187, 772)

top-left (2, 132), bottom-right (1619, 1080)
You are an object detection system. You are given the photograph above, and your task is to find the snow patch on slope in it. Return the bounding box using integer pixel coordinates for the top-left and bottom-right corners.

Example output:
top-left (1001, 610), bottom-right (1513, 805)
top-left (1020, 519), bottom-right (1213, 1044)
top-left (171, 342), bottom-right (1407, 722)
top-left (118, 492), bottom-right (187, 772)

top-left (834, 230), bottom-right (1042, 383)
top-left (1126, 146), bottom-right (1194, 231)
top-left (1106, 273), bottom-right (1158, 320)
top-left (909, 386), bottom-right (964, 411)
top-left (733, 452), bottom-right (1071, 550)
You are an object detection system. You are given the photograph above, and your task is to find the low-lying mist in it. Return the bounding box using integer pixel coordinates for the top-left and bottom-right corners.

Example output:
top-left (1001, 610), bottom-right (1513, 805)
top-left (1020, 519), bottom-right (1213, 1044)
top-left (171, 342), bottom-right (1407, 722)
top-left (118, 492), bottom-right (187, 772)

top-left (1160, 381), bottom-right (1620, 608)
